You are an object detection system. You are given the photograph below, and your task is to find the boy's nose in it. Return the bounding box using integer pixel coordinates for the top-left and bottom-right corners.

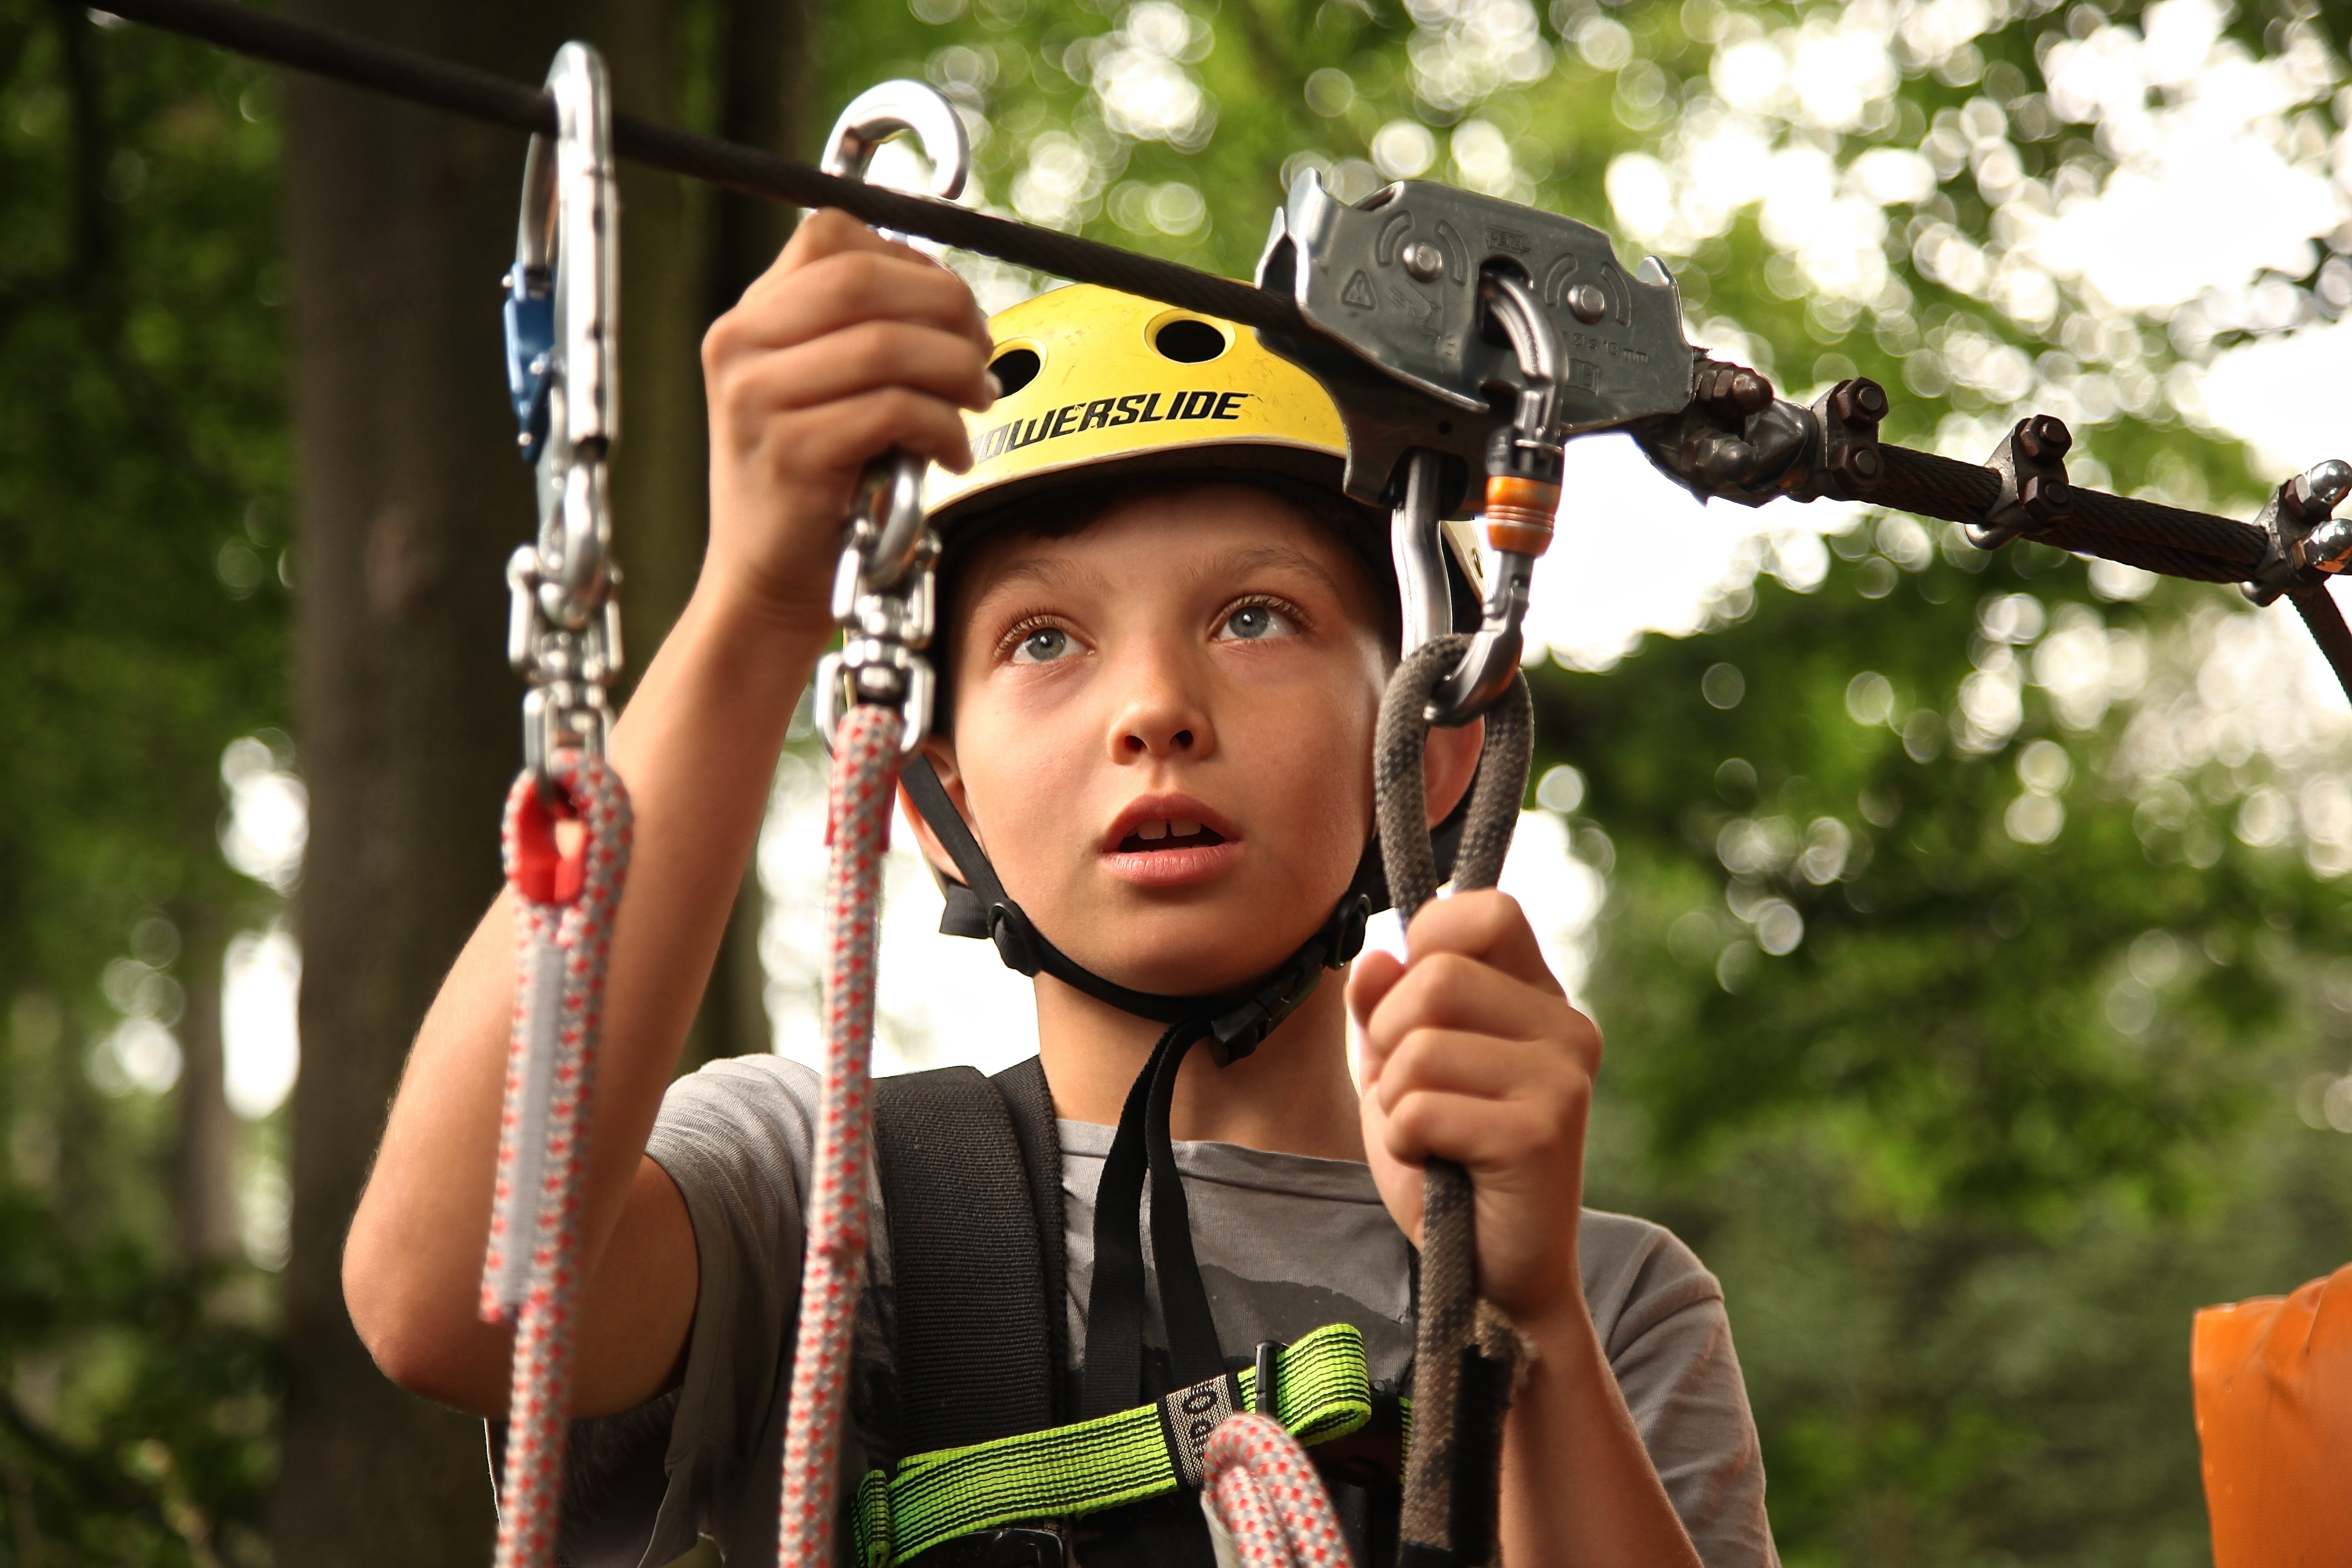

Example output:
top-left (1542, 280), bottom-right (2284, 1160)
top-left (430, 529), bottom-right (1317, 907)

top-left (1109, 673), bottom-right (1213, 761)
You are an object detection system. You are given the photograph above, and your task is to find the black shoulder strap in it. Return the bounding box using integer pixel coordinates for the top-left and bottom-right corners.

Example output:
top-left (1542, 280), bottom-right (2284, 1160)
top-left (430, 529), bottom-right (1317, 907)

top-left (871, 1065), bottom-right (1058, 1460)
top-left (990, 1055), bottom-right (1069, 1423)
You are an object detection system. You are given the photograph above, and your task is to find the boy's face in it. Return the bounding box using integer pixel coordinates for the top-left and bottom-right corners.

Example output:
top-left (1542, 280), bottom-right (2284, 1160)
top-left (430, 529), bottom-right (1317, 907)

top-left (927, 483), bottom-right (1392, 997)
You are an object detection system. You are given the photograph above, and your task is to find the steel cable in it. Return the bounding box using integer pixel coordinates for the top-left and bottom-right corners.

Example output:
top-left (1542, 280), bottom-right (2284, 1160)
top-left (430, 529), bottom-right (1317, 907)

top-left (2292, 589), bottom-right (2352, 707)
top-left (99, 0), bottom-right (1306, 335)
top-left (1874, 446), bottom-right (2267, 565)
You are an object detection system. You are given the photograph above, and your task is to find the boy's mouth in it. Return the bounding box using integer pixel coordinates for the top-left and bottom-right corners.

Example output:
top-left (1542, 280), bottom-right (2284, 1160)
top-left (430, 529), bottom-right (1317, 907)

top-left (1114, 819), bottom-right (1230, 854)
top-left (1101, 796), bottom-right (1243, 887)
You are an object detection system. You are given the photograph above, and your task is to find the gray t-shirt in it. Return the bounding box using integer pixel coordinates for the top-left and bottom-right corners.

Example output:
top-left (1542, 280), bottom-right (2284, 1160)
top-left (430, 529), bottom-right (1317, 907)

top-left (559, 1055), bottom-right (1777, 1568)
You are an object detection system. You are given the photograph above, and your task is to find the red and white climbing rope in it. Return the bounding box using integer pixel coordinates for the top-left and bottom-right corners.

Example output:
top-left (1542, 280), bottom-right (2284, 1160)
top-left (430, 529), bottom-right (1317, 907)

top-left (778, 700), bottom-right (901, 1566)
top-left (1202, 1412), bottom-right (1353, 1568)
top-left (480, 750), bottom-right (634, 1568)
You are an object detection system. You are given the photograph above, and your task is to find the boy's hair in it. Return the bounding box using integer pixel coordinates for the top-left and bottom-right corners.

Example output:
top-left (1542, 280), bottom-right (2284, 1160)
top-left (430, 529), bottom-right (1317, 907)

top-left (931, 475), bottom-right (1407, 732)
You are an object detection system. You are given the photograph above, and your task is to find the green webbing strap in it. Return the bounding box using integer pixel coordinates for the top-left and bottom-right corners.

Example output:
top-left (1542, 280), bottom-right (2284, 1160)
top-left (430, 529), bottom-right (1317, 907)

top-left (856, 1321), bottom-right (1374, 1568)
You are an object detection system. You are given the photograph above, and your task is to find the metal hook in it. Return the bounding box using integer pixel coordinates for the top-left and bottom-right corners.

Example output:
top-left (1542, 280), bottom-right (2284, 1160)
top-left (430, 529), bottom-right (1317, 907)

top-left (1427, 273), bottom-right (1564, 726)
top-left (823, 82), bottom-right (971, 595)
top-left (503, 43), bottom-right (622, 775)
top-left (1393, 449), bottom-right (1453, 660)
top-left (815, 80), bottom-right (970, 757)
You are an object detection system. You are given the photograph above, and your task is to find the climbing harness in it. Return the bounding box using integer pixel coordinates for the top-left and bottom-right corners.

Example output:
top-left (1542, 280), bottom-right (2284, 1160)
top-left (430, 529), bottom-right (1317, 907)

top-left (779, 83), bottom-right (970, 1568)
top-left (478, 42), bottom-right (632, 1568)
top-left (855, 1322), bottom-right (1375, 1565)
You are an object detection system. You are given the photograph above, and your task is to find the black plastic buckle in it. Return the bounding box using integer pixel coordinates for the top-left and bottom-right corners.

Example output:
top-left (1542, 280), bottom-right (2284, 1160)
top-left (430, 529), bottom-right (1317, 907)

top-left (909, 1525), bottom-right (1068, 1568)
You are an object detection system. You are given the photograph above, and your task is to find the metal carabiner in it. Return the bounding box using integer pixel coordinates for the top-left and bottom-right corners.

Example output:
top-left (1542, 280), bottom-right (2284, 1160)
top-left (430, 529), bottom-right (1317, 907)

top-left (1392, 449), bottom-right (1454, 660)
top-left (814, 80), bottom-right (971, 756)
top-left (1426, 272), bottom-right (1563, 725)
top-left (823, 82), bottom-right (970, 594)
top-left (502, 42), bottom-right (622, 775)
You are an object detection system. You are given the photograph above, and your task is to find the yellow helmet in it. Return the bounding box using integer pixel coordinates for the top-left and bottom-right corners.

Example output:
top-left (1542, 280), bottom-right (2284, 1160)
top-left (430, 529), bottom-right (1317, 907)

top-left (927, 284), bottom-right (1483, 607)
top-left (928, 283), bottom-right (1349, 526)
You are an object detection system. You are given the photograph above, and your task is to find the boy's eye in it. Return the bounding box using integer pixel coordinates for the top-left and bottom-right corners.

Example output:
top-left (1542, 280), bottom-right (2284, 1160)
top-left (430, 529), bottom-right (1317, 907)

top-left (1010, 626), bottom-right (1075, 665)
top-left (1216, 603), bottom-right (1297, 642)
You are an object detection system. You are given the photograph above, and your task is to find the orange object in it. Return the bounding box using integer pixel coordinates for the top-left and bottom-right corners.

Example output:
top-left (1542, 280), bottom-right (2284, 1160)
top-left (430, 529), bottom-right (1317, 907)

top-left (2192, 1263), bottom-right (2352, 1568)
top-left (1482, 475), bottom-right (1559, 558)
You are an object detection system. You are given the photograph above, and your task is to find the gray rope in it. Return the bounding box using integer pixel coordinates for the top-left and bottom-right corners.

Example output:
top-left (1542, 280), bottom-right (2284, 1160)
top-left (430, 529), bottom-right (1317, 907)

top-left (1373, 635), bottom-right (1533, 1568)
top-left (1375, 637), bottom-right (1532, 923)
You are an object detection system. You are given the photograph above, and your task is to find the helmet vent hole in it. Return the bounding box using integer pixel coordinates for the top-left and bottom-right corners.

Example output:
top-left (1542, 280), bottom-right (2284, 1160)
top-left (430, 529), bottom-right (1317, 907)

top-left (989, 348), bottom-right (1042, 397)
top-left (1153, 319), bottom-right (1227, 364)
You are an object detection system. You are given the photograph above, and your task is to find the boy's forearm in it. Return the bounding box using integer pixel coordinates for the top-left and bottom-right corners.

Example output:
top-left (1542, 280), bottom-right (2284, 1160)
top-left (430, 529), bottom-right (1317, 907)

top-left (343, 578), bottom-right (828, 1416)
top-left (1500, 1295), bottom-right (1707, 1568)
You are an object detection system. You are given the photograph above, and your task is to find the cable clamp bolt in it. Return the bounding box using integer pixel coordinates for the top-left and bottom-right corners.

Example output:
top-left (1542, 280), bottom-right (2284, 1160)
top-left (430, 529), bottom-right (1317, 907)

top-left (1968, 414), bottom-right (2073, 550)
top-left (2243, 459), bottom-right (2352, 606)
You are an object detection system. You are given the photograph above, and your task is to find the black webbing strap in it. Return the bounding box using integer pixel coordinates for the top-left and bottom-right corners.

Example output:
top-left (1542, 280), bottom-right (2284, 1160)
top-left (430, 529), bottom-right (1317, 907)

top-left (900, 759), bottom-right (1199, 1025)
top-left (990, 1055), bottom-right (1070, 1423)
top-left (1078, 1018), bottom-right (1228, 1419)
top-left (871, 1067), bottom-right (1057, 1460)
top-left (902, 754), bottom-right (1459, 1057)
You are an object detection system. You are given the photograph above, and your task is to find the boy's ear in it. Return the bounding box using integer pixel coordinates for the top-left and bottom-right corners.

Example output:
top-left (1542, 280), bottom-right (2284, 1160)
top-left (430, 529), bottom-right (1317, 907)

top-left (899, 736), bottom-right (976, 885)
top-left (1422, 716), bottom-right (1485, 827)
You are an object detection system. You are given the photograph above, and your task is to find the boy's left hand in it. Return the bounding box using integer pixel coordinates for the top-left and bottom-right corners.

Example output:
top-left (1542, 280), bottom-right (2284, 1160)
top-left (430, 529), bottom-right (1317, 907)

top-left (1347, 889), bottom-right (1601, 1329)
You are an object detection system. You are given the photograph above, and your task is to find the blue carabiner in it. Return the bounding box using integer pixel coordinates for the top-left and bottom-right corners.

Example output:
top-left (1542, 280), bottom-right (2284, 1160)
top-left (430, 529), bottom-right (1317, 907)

top-left (503, 261), bottom-right (555, 465)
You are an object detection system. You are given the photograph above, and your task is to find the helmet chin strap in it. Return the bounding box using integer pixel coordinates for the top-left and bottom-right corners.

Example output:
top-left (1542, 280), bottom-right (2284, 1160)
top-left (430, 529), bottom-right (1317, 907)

top-left (899, 753), bottom-right (1469, 1417)
top-left (898, 756), bottom-right (1464, 1063)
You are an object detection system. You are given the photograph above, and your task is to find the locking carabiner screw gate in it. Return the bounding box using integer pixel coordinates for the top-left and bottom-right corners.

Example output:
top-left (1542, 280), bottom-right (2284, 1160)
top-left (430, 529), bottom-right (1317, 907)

top-left (1425, 271), bottom-right (1565, 727)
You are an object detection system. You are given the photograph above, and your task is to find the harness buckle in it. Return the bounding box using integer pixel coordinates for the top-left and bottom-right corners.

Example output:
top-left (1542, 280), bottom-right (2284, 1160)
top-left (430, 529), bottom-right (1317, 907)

top-left (908, 1525), bottom-right (1068, 1568)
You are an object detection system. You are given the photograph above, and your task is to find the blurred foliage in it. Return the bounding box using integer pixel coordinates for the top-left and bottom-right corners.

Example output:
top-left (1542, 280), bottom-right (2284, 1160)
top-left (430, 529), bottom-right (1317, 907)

top-left (0, 1), bottom-right (285, 1561)
top-left (1552, 544), bottom-right (2352, 1566)
top-left (11, 0), bottom-right (2352, 1562)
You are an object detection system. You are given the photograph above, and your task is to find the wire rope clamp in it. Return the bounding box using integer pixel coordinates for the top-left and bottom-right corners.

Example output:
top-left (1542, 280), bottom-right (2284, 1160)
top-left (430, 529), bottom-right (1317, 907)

top-left (1968, 414), bottom-right (2073, 550)
top-left (812, 80), bottom-right (970, 757)
top-left (503, 41), bottom-right (623, 784)
top-left (1811, 377), bottom-right (1888, 500)
top-left (2242, 459), bottom-right (2352, 606)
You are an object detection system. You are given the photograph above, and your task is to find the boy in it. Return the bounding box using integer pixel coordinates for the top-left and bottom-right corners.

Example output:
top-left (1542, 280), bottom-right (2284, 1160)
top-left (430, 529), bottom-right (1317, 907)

top-left (343, 210), bottom-right (1777, 1568)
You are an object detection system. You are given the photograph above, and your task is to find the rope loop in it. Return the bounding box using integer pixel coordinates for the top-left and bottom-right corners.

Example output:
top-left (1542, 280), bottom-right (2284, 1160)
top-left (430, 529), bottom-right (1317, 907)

top-left (1371, 637), bottom-right (1533, 1568)
top-left (1200, 1413), bottom-right (1353, 1568)
top-left (482, 748), bottom-right (633, 1568)
top-left (779, 700), bottom-right (903, 1567)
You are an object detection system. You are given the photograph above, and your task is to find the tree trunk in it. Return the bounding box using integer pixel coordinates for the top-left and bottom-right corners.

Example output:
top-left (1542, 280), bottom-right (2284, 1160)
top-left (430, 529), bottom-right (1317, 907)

top-left (676, 0), bottom-right (815, 1073)
top-left (172, 908), bottom-right (240, 1264)
top-left (278, 3), bottom-right (584, 1560)
top-left (277, 0), bottom-right (810, 1554)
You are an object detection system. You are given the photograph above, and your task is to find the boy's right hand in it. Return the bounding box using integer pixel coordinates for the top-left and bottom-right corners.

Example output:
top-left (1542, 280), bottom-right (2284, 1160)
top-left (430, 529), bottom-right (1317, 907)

top-left (700, 207), bottom-right (998, 638)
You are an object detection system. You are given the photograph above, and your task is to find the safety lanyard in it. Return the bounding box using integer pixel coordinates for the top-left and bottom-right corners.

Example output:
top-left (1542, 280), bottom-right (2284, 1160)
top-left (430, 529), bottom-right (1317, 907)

top-left (777, 82), bottom-right (967, 1568)
top-left (477, 43), bottom-right (630, 1568)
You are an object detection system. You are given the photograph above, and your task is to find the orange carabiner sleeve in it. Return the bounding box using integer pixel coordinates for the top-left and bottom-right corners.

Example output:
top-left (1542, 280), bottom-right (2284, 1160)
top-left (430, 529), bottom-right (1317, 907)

top-left (2192, 1262), bottom-right (2352, 1568)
